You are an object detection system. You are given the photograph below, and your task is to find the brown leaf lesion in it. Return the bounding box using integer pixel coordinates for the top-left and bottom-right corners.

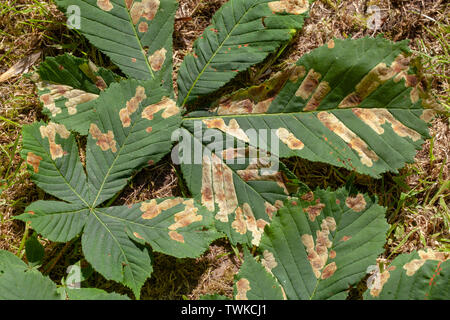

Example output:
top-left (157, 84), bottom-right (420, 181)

top-left (295, 69), bottom-right (321, 99)
top-left (40, 122), bottom-right (71, 160)
top-left (301, 217), bottom-right (337, 279)
top-left (235, 278), bottom-right (251, 300)
top-left (89, 123), bottom-right (117, 153)
top-left (130, 0), bottom-right (160, 24)
top-left (268, 0), bottom-right (309, 15)
top-left (26, 152), bottom-right (43, 173)
top-left (276, 128), bottom-right (304, 150)
top-left (345, 193), bottom-right (367, 212)
top-left (318, 111), bottom-right (379, 167)
top-left (97, 0), bottom-right (114, 11)
top-left (148, 48), bottom-right (167, 72)
top-left (119, 86), bottom-right (147, 127)
top-left (142, 97), bottom-right (180, 120)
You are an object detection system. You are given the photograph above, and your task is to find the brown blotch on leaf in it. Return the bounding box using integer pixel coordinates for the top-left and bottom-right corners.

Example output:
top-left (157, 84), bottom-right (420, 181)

top-left (301, 218), bottom-right (336, 278)
top-left (168, 231), bottom-right (184, 243)
top-left (403, 249), bottom-right (449, 276)
top-left (301, 191), bottom-right (314, 202)
top-left (142, 97), bottom-right (179, 120)
top-left (268, 0), bottom-right (309, 15)
top-left (97, 0), bottom-right (113, 11)
top-left (200, 155), bottom-right (214, 212)
top-left (203, 118), bottom-right (249, 142)
top-left (148, 48), bottom-right (167, 72)
top-left (231, 207), bottom-right (247, 235)
top-left (89, 123), bottom-right (117, 153)
top-left (27, 152), bottom-right (43, 173)
top-left (289, 65), bottom-right (306, 82)
top-left (138, 21), bottom-right (148, 33)
top-left (40, 122), bottom-right (71, 160)
top-left (169, 199), bottom-right (203, 231)
top-left (327, 39), bottom-right (335, 49)
top-left (140, 198), bottom-right (184, 219)
top-left (340, 236), bottom-right (351, 242)
top-left (345, 193), bottom-right (366, 212)
top-left (295, 69), bottom-right (321, 99)
top-left (133, 232), bottom-right (144, 240)
top-left (303, 81), bottom-right (331, 111)
top-left (216, 97), bottom-right (273, 115)
top-left (321, 262), bottom-right (337, 279)
top-left (235, 278), bottom-right (251, 300)
top-left (329, 250), bottom-right (336, 259)
top-left (120, 86), bottom-right (147, 127)
top-left (420, 109), bottom-right (436, 123)
top-left (64, 90), bottom-right (98, 115)
top-left (304, 203), bottom-right (325, 222)
top-left (276, 127), bottom-right (304, 150)
top-left (125, 0), bottom-right (133, 9)
top-left (130, 0), bottom-right (160, 24)
top-left (352, 108), bottom-right (421, 142)
top-left (318, 111), bottom-right (379, 167)
top-left (261, 250), bottom-right (278, 274)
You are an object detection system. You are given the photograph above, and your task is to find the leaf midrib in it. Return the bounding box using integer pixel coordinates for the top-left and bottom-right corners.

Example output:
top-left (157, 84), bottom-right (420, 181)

top-left (181, 106), bottom-right (424, 122)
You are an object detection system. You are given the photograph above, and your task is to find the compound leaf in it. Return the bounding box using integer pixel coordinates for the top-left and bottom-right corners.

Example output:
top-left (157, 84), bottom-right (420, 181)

top-left (177, 0), bottom-right (309, 106)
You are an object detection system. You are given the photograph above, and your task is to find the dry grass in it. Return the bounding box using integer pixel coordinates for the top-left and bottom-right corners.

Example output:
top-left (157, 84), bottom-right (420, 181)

top-left (0, 0), bottom-right (448, 299)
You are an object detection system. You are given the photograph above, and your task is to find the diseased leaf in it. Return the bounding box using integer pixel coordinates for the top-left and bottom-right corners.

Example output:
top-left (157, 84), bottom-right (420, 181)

top-left (177, 0), bottom-right (309, 106)
top-left (178, 126), bottom-right (300, 246)
top-left (21, 122), bottom-right (92, 205)
top-left (34, 54), bottom-right (119, 134)
top-left (246, 188), bottom-right (389, 300)
top-left (234, 248), bottom-right (284, 300)
top-left (18, 78), bottom-right (218, 299)
top-left (364, 250), bottom-right (449, 300)
top-left (55, 0), bottom-right (178, 92)
top-left (185, 37), bottom-right (436, 177)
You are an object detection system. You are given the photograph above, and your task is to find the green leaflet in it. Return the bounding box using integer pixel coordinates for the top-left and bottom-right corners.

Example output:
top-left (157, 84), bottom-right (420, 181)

top-left (364, 250), bottom-right (449, 300)
top-left (35, 54), bottom-right (119, 134)
top-left (247, 188), bottom-right (388, 300)
top-left (55, 0), bottom-right (177, 92)
top-left (177, 0), bottom-right (309, 106)
top-left (184, 37), bottom-right (434, 177)
top-left (18, 79), bottom-right (220, 299)
top-left (233, 248), bottom-right (284, 300)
